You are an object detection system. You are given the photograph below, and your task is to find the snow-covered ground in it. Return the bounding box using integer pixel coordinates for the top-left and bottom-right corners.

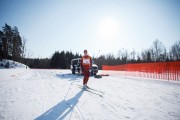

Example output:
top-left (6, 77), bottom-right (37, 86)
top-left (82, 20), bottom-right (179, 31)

top-left (0, 69), bottom-right (180, 120)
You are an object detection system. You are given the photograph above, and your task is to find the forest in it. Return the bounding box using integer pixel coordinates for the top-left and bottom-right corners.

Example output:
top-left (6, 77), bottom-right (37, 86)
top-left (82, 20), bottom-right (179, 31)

top-left (0, 24), bottom-right (180, 69)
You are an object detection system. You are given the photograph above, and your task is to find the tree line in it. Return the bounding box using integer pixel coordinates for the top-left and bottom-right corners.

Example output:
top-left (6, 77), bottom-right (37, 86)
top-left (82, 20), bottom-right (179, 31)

top-left (0, 24), bottom-right (179, 69)
top-left (23, 39), bottom-right (179, 69)
top-left (20, 51), bottom-right (81, 69)
top-left (94, 39), bottom-right (180, 69)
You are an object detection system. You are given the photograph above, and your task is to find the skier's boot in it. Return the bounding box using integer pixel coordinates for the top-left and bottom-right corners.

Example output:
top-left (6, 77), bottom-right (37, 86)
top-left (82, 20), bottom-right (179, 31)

top-left (83, 84), bottom-right (89, 89)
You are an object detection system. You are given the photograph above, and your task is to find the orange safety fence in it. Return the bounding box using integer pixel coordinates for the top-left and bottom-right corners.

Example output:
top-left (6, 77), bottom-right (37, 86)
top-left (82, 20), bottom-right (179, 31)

top-left (102, 61), bottom-right (180, 81)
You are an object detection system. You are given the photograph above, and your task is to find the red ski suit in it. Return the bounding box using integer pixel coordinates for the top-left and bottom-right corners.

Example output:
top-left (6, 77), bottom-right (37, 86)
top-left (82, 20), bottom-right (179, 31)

top-left (81, 55), bottom-right (92, 85)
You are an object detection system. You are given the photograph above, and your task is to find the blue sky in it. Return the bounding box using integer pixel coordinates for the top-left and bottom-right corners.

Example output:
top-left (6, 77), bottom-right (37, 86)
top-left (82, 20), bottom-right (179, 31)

top-left (0, 0), bottom-right (180, 58)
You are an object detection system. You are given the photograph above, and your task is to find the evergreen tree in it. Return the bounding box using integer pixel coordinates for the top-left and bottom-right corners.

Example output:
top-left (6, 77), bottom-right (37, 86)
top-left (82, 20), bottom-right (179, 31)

top-left (12, 26), bottom-right (22, 61)
top-left (0, 30), bottom-right (3, 60)
top-left (59, 51), bottom-right (66, 69)
top-left (2, 23), bottom-right (13, 59)
top-left (50, 51), bottom-right (82, 69)
top-left (50, 51), bottom-right (60, 68)
top-left (0, 23), bottom-right (23, 61)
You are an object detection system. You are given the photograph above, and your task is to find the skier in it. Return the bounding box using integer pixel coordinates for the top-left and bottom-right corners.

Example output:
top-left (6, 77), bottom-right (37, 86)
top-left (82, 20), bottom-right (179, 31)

top-left (81, 49), bottom-right (92, 88)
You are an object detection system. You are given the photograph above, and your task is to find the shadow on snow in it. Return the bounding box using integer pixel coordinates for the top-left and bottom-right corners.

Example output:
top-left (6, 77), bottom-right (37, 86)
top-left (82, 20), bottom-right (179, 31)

top-left (35, 89), bottom-right (84, 120)
top-left (56, 73), bottom-right (83, 81)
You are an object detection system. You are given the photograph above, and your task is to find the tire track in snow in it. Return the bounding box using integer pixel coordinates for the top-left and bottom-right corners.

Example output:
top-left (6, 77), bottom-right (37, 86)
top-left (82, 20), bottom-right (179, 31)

top-left (32, 70), bottom-right (48, 113)
top-left (38, 70), bottom-right (52, 113)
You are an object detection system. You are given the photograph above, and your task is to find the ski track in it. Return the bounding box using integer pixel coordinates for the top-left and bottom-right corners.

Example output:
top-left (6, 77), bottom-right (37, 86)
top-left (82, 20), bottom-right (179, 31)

top-left (0, 69), bottom-right (180, 120)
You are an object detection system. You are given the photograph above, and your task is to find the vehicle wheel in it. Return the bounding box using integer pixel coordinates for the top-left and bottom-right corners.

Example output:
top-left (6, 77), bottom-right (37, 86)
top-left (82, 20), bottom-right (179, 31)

top-left (90, 70), bottom-right (94, 76)
top-left (72, 70), bottom-right (75, 74)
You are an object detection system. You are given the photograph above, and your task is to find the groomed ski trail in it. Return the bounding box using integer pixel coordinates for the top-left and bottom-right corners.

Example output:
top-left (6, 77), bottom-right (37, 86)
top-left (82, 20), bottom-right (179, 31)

top-left (0, 69), bottom-right (180, 120)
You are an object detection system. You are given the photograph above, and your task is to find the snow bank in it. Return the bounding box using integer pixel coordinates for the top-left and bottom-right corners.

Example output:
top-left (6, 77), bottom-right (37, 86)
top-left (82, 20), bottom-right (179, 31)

top-left (0, 59), bottom-right (29, 69)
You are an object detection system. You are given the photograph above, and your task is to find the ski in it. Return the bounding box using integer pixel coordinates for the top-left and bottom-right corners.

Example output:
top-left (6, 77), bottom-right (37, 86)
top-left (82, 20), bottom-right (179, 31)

top-left (77, 85), bottom-right (104, 94)
top-left (78, 85), bottom-right (103, 97)
top-left (85, 89), bottom-right (103, 97)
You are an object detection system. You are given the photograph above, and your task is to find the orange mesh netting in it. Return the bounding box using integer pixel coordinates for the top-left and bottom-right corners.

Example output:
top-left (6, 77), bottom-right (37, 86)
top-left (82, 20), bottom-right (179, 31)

top-left (102, 61), bottom-right (180, 81)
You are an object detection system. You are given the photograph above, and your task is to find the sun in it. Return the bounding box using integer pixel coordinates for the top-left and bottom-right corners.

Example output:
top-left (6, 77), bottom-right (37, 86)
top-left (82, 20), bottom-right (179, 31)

top-left (97, 17), bottom-right (119, 41)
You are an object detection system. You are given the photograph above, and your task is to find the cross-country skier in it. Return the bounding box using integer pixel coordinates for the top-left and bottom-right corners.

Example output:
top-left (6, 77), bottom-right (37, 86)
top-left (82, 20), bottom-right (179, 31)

top-left (81, 50), bottom-right (92, 88)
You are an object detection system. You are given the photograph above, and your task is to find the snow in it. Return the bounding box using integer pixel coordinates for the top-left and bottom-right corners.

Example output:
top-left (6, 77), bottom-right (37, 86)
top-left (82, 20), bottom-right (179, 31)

top-left (0, 69), bottom-right (180, 120)
top-left (0, 59), bottom-right (29, 69)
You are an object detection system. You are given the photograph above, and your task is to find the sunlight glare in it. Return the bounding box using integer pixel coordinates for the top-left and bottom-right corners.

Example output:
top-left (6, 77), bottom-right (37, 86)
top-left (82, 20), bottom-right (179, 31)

top-left (97, 17), bottom-right (119, 41)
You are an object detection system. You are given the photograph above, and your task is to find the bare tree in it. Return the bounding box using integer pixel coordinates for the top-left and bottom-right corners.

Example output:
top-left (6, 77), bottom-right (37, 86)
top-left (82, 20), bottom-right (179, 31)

top-left (171, 40), bottom-right (180, 60)
top-left (117, 48), bottom-right (128, 60)
top-left (117, 48), bottom-right (126, 60)
top-left (141, 49), bottom-right (152, 62)
top-left (106, 53), bottom-right (116, 65)
top-left (162, 48), bottom-right (168, 61)
top-left (130, 48), bottom-right (136, 61)
top-left (151, 39), bottom-right (165, 62)
top-left (26, 50), bottom-right (34, 58)
top-left (117, 49), bottom-right (122, 60)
